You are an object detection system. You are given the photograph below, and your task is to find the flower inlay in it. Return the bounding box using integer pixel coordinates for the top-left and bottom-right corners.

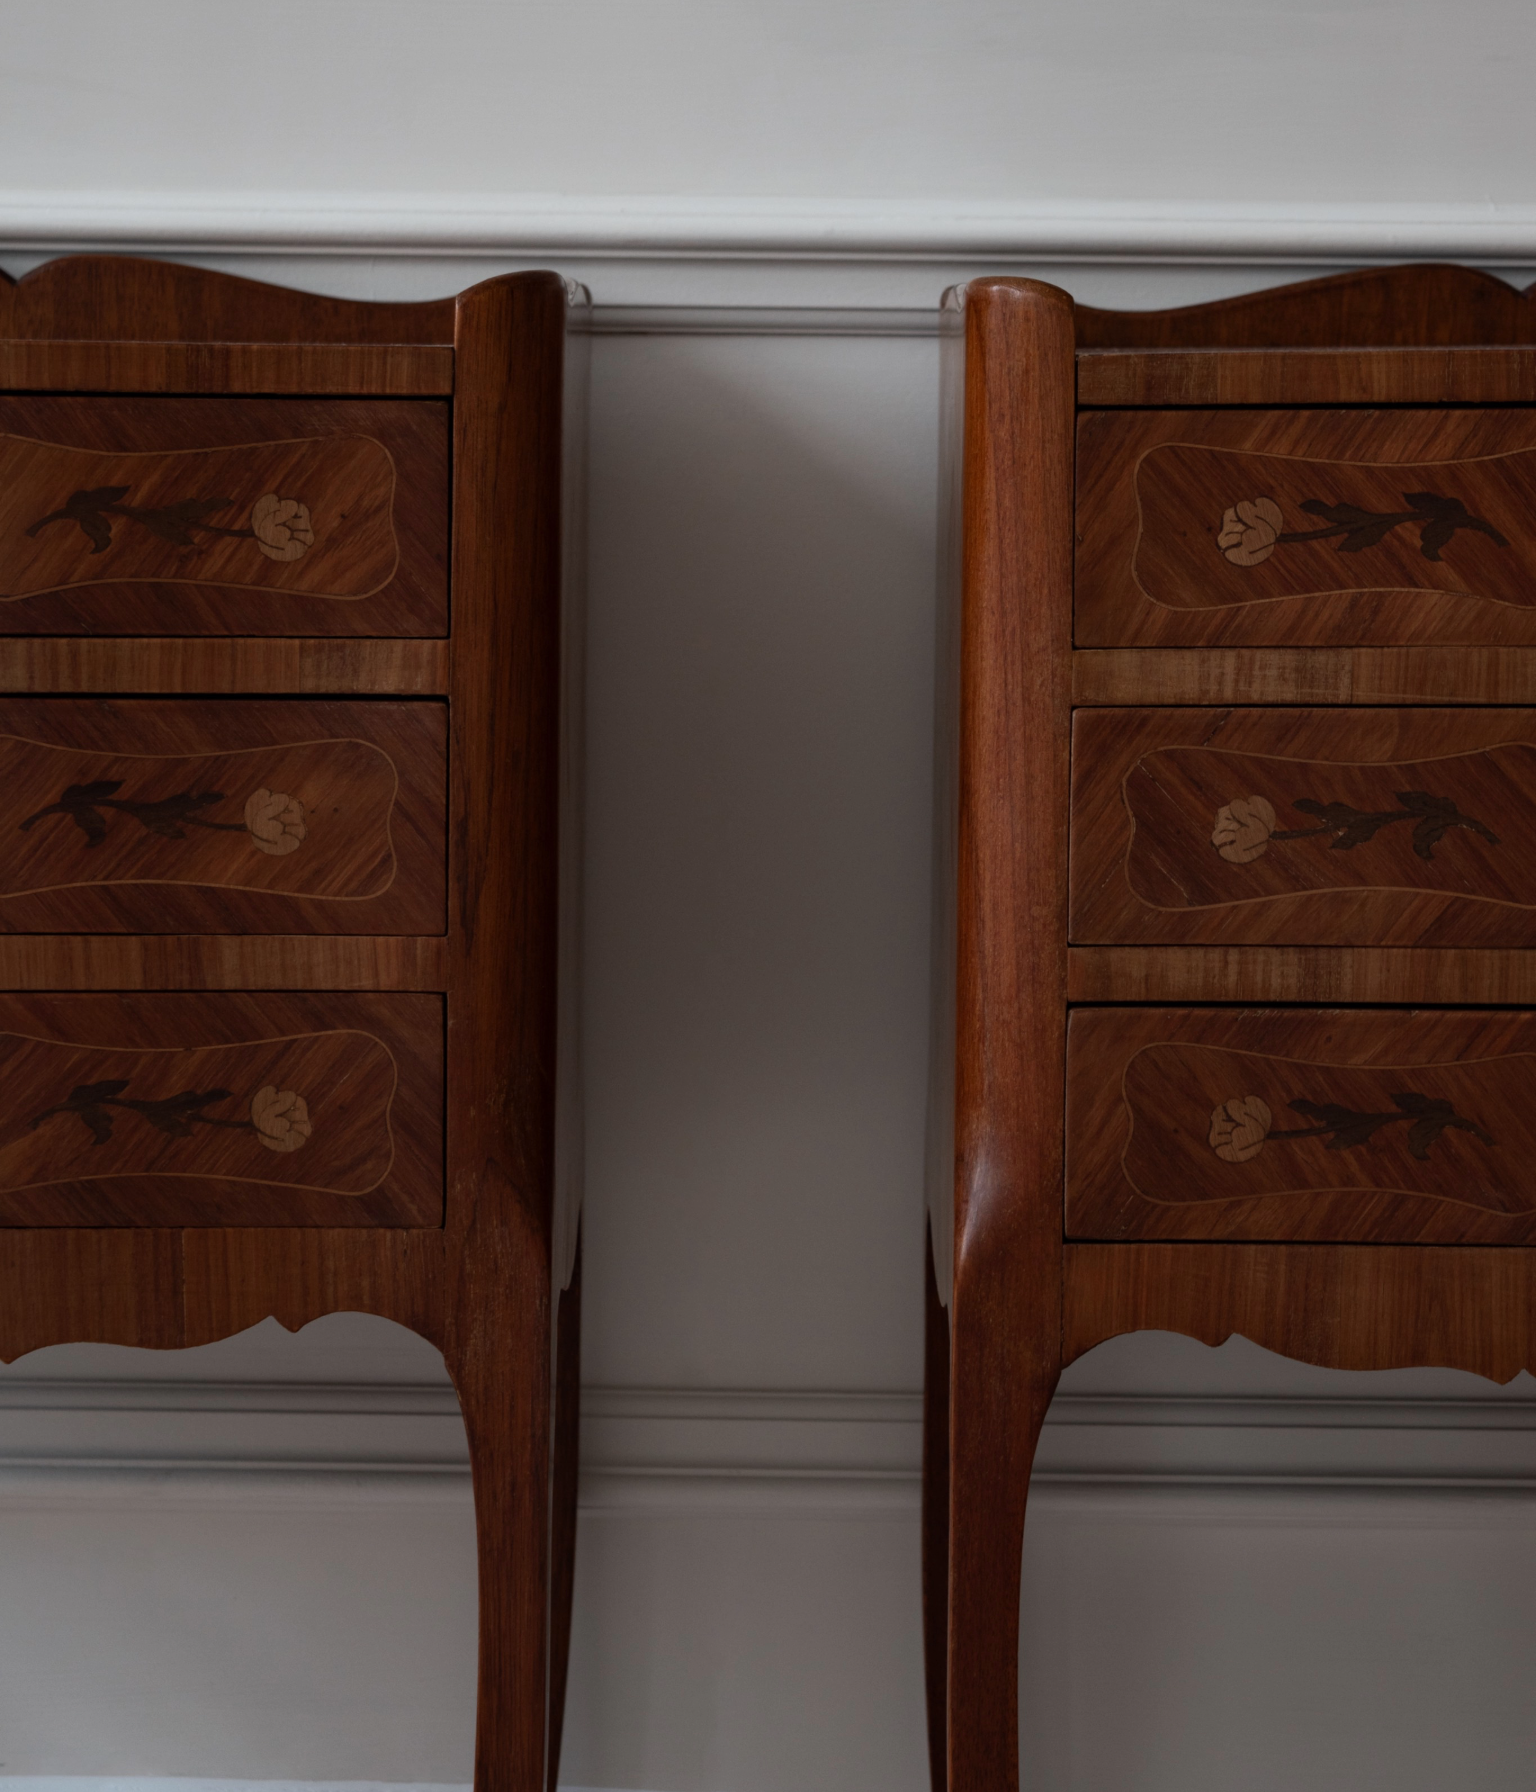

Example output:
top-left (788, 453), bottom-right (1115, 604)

top-left (31, 1076), bottom-right (312, 1153)
top-left (1218, 492), bottom-right (1508, 569)
top-left (1209, 1090), bottom-right (1494, 1164)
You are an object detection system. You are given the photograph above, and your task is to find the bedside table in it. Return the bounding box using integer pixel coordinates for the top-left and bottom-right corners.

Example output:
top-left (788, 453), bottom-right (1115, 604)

top-left (0, 256), bottom-right (584, 1792)
top-left (927, 264), bottom-right (1536, 1792)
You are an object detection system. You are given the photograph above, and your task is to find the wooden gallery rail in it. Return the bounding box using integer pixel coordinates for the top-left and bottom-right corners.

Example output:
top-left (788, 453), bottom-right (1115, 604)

top-left (0, 256), bottom-right (586, 1791)
top-left (926, 262), bottom-right (1536, 1792)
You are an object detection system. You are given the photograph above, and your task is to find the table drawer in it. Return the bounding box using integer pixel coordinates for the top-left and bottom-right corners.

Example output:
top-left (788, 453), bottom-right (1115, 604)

top-left (1071, 707), bottom-right (1536, 948)
top-left (0, 991), bottom-right (441, 1226)
top-left (1076, 408), bottom-right (1536, 647)
top-left (1066, 1006), bottom-right (1536, 1244)
top-left (0, 396), bottom-right (447, 635)
top-left (0, 698), bottom-right (445, 934)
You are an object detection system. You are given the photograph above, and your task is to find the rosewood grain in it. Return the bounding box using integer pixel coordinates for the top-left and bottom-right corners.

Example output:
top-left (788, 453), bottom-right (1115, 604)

top-left (1066, 1006), bottom-right (1536, 1244)
top-left (1077, 346), bottom-right (1536, 407)
top-left (0, 396), bottom-right (447, 636)
top-left (1066, 946), bottom-right (1536, 1007)
top-left (1075, 264), bottom-right (1536, 351)
top-left (0, 698), bottom-right (445, 935)
top-left (931, 263), bottom-right (1536, 1792)
top-left (0, 256), bottom-right (456, 345)
top-left (0, 258), bottom-right (581, 1792)
top-left (0, 638), bottom-right (447, 694)
top-left (1063, 1241), bottom-right (1536, 1384)
top-left (939, 280), bottom-right (1074, 1792)
top-left (1071, 708), bottom-right (1536, 947)
top-left (0, 341), bottom-right (454, 396)
top-left (0, 990), bottom-right (442, 1228)
top-left (1077, 409), bottom-right (1536, 647)
top-left (1072, 647), bottom-right (1536, 706)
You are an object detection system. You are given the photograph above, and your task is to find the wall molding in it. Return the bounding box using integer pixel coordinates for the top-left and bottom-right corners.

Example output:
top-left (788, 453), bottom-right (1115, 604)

top-left (1, 1381), bottom-right (1534, 1513)
top-left (2, 194), bottom-right (1536, 267)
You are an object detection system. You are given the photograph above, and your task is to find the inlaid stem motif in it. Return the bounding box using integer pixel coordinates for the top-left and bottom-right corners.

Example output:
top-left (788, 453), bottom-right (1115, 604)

top-left (26, 487), bottom-right (314, 562)
top-left (1108, 1035), bottom-right (1531, 1215)
top-left (0, 431), bottom-right (402, 605)
top-left (1211, 789), bottom-right (1499, 865)
top-left (1127, 441), bottom-right (1536, 614)
top-left (1219, 493), bottom-right (1508, 567)
top-left (1118, 741), bottom-right (1533, 915)
top-left (18, 780), bottom-right (306, 856)
top-left (1209, 1091), bottom-right (1495, 1164)
top-left (31, 1078), bottom-right (311, 1152)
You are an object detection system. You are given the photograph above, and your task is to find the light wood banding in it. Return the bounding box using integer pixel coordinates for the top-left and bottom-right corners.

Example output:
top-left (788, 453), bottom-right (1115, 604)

top-left (1078, 346), bottom-right (1536, 407)
top-left (1072, 647), bottom-right (1536, 706)
top-left (1067, 946), bottom-right (1536, 1006)
top-left (0, 638), bottom-right (447, 693)
top-left (0, 341), bottom-right (453, 395)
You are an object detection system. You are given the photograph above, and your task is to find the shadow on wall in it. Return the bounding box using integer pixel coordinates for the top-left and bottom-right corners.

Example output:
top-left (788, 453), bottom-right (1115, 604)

top-left (570, 326), bottom-right (940, 1790)
top-left (1022, 1331), bottom-right (1536, 1792)
top-left (0, 1313), bottom-right (475, 1780)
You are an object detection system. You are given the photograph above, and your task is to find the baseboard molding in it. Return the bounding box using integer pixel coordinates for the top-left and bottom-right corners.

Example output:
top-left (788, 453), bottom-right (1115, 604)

top-left (0, 1381), bottom-right (1534, 1512)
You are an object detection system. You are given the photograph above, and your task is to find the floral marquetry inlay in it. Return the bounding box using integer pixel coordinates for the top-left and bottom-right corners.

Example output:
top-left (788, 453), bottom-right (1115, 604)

top-left (0, 433), bottom-right (394, 602)
top-left (1065, 1009), bottom-right (1536, 1245)
top-left (1133, 442), bottom-right (1536, 611)
top-left (1122, 743), bottom-right (1529, 911)
top-left (0, 734), bottom-right (389, 903)
top-left (1074, 408), bottom-right (1536, 647)
top-left (1, 1027), bottom-right (389, 1200)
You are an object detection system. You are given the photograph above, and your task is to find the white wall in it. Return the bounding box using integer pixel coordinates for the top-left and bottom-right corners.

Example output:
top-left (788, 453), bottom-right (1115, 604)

top-left (4, 4), bottom-right (1536, 1790)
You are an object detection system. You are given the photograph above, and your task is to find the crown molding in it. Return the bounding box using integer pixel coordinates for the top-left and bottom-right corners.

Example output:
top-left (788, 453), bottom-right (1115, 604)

top-left (2, 194), bottom-right (1536, 267)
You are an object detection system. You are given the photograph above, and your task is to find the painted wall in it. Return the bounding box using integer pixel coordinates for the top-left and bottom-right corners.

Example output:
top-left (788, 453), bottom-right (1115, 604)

top-left (3, 4), bottom-right (1536, 1790)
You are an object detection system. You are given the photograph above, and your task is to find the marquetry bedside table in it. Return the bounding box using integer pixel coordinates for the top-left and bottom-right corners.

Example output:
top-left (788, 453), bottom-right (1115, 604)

top-left (925, 264), bottom-right (1536, 1792)
top-left (0, 257), bottom-right (585, 1792)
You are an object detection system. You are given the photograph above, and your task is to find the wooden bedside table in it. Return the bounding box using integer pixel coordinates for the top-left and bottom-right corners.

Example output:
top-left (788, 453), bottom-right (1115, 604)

top-left (926, 264), bottom-right (1536, 1792)
top-left (0, 256), bottom-right (585, 1792)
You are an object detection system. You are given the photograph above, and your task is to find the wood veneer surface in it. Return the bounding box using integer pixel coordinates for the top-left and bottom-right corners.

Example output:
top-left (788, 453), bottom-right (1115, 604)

top-left (1075, 264), bottom-right (1536, 350)
top-left (1067, 1006), bottom-right (1536, 1244)
top-left (932, 263), bottom-right (1536, 1792)
top-left (0, 696), bottom-right (445, 935)
top-left (1071, 707), bottom-right (1536, 947)
top-left (0, 989), bottom-right (442, 1228)
top-left (0, 259), bottom-right (576, 1791)
top-left (0, 395), bottom-right (448, 635)
top-left (1078, 408), bottom-right (1536, 647)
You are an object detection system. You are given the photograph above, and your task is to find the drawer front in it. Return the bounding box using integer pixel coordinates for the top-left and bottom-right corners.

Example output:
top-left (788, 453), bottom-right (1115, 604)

top-left (1067, 1007), bottom-right (1536, 1244)
top-left (0, 698), bottom-right (444, 934)
top-left (0, 396), bottom-right (447, 635)
top-left (1071, 707), bottom-right (1536, 947)
top-left (0, 991), bottom-right (441, 1226)
top-left (1077, 408), bottom-right (1536, 646)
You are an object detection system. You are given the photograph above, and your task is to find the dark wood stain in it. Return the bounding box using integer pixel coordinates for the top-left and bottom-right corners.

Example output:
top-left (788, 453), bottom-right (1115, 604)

top-left (1079, 410), bottom-right (1536, 647)
top-left (1072, 707), bottom-right (1536, 948)
top-left (0, 697), bottom-right (444, 935)
top-left (934, 265), bottom-right (1536, 1792)
top-left (0, 259), bottom-right (578, 1790)
top-left (0, 396), bottom-right (446, 636)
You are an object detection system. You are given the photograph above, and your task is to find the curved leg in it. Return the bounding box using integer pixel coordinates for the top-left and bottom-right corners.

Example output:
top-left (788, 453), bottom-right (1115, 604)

top-left (947, 1255), bottom-right (1060, 1792)
top-left (547, 1229), bottom-right (583, 1792)
top-left (447, 1260), bottom-right (553, 1792)
top-left (923, 1230), bottom-right (952, 1792)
